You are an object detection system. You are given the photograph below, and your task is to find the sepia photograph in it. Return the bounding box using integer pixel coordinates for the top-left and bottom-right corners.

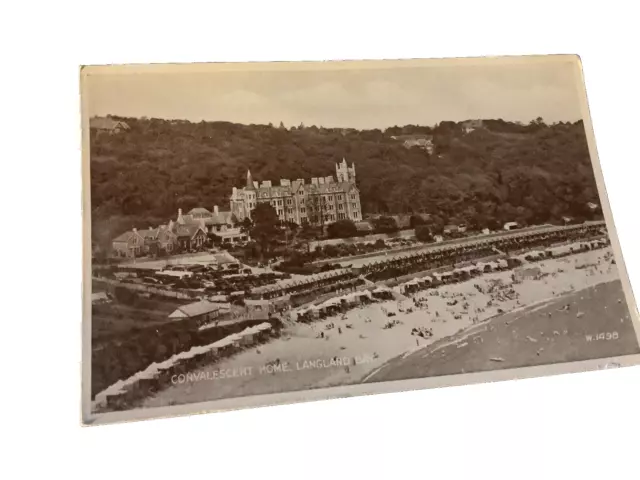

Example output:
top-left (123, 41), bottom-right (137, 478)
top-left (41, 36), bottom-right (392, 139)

top-left (81, 56), bottom-right (640, 424)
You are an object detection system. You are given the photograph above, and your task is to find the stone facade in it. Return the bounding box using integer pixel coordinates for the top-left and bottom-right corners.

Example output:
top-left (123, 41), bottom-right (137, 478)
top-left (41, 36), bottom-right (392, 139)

top-left (230, 158), bottom-right (362, 226)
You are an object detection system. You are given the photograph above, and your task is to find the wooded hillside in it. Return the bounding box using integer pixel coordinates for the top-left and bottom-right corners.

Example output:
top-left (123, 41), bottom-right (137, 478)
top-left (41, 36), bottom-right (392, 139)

top-left (89, 117), bottom-right (601, 248)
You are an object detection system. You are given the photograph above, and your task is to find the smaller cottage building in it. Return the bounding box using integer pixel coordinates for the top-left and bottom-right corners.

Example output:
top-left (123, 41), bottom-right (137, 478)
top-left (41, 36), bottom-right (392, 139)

top-left (112, 228), bottom-right (145, 258)
top-left (504, 222), bottom-right (519, 231)
top-left (175, 223), bottom-right (208, 251)
top-left (90, 116), bottom-right (130, 135)
top-left (169, 300), bottom-right (222, 327)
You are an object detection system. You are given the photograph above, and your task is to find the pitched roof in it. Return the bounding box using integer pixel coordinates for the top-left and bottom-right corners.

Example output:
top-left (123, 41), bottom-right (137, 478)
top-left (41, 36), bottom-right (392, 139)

top-left (175, 224), bottom-right (206, 238)
top-left (178, 208), bottom-right (233, 226)
top-left (297, 181), bottom-right (356, 195)
top-left (188, 207), bottom-right (212, 216)
top-left (112, 230), bottom-right (143, 243)
top-left (177, 214), bottom-right (194, 224)
top-left (137, 228), bottom-right (160, 240)
top-left (90, 117), bottom-right (130, 131)
top-left (170, 300), bottom-right (221, 318)
top-left (205, 211), bottom-right (233, 225)
top-left (252, 185), bottom-right (294, 197)
top-left (157, 228), bottom-right (177, 242)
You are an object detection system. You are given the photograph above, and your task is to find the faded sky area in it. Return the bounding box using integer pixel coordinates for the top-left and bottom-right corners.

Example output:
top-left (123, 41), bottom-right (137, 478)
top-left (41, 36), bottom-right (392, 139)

top-left (85, 57), bottom-right (584, 129)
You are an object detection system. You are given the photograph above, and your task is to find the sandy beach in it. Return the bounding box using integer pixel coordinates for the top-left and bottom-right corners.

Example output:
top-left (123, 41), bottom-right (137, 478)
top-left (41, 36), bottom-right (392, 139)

top-left (366, 280), bottom-right (639, 382)
top-left (142, 245), bottom-right (624, 408)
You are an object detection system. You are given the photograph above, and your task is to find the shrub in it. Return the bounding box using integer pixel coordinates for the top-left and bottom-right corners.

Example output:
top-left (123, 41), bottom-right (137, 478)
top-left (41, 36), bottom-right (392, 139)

top-left (415, 225), bottom-right (433, 243)
top-left (327, 219), bottom-right (358, 239)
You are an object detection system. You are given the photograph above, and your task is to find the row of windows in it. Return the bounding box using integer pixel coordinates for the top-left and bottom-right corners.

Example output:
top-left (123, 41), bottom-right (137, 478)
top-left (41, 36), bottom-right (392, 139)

top-left (252, 193), bottom-right (358, 205)
top-left (243, 202), bottom-right (359, 222)
top-left (247, 202), bottom-right (359, 213)
top-left (270, 210), bottom-right (360, 220)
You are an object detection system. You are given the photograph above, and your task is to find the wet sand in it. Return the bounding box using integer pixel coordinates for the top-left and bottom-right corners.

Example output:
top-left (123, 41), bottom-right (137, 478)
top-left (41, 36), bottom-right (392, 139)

top-left (142, 246), bottom-right (626, 408)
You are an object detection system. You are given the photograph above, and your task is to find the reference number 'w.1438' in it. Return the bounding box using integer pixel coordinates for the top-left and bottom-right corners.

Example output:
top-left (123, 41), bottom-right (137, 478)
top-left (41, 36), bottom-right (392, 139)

top-left (586, 332), bottom-right (619, 342)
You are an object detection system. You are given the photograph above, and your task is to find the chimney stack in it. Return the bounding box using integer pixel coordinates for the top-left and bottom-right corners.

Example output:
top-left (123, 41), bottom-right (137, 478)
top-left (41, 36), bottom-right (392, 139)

top-left (214, 205), bottom-right (219, 214)
top-left (133, 228), bottom-right (137, 233)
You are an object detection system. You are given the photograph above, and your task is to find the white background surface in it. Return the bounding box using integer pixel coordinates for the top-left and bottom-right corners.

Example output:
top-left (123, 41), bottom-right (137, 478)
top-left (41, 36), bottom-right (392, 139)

top-left (1, 1), bottom-right (638, 478)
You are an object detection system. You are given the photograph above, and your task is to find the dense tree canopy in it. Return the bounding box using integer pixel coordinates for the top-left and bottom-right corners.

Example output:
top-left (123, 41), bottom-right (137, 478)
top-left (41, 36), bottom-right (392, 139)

top-left (249, 203), bottom-right (280, 260)
top-left (90, 117), bottom-right (602, 248)
top-left (327, 219), bottom-right (358, 239)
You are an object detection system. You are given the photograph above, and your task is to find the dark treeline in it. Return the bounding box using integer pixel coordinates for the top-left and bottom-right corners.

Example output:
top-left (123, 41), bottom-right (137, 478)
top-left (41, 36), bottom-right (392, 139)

top-left (90, 116), bottom-right (601, 248)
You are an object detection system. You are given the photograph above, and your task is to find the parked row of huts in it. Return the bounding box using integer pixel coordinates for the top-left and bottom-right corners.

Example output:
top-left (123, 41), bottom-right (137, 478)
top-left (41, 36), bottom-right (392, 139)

top-left (94, 322), bottom-right (274, 411)
top-left (395, 259), bottom-right (513, 295)
top-left (249, 268), bottom-right (358, 300)
top-left (291, 286), bottom-right (395, 323)
top-left (394, 237), bottom-right (610, 296)
top-left (361, 222), bottom-right (606, 282)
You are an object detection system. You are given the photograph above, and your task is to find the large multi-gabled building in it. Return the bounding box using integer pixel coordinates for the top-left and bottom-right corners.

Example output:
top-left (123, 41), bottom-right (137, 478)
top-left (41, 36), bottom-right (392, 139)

top-left (175, 206), bottom-right (248, 245)
top-left (230, 158), bottom-right (362, 226)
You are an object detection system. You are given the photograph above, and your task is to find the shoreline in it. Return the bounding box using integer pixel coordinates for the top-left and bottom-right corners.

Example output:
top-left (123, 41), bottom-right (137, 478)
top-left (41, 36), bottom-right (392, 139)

top-left (363, 279), bottom-right (638, 383)
top-left (135, 246), bottom-right (622, 410)
top-left (360, 284), bottom-right (602, 383)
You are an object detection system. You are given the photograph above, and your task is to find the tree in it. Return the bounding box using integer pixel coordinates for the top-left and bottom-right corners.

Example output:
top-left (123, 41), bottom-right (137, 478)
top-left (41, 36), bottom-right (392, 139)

top-left (327, 219), bottom-right (358, 239)
top-left (239, 217), bottom-right (252, 233)
top-left (469, 212), bottom-right (489, 231)
top-left (307, 194), bottom-right (327, 228)
top-left (372, 216), bottom-right (398, 234)
top-left (429, 215), bottom-right (446, 235)
top-left (249, 203), bottom-right (280, 260)
top-left (91, 117), bottom-right (600, 250)
top-left (409, 215), bottom-right (427, 228)
top-left (284, 220), bottom-right (299, 231)
top-left (415, 225), bottom-right (433, 243)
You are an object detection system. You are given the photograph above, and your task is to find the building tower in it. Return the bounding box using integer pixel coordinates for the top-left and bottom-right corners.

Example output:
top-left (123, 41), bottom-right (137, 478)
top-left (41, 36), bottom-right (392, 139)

top-left (246, 169), bottom-right (255, 189)
top-left (335, 158), bottom-right (356, 183)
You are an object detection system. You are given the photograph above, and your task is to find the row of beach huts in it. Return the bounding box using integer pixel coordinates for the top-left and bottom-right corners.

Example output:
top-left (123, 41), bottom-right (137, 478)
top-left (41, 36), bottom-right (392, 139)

top-left (394, 238), bottom-right (610, 296)
top-left (93, 321), bottom-right (276, 411)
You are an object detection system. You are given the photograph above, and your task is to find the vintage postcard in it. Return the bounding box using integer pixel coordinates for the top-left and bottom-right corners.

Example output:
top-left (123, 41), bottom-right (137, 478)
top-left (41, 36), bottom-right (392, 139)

top-left (81, 55), bottom-right (640, 425)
